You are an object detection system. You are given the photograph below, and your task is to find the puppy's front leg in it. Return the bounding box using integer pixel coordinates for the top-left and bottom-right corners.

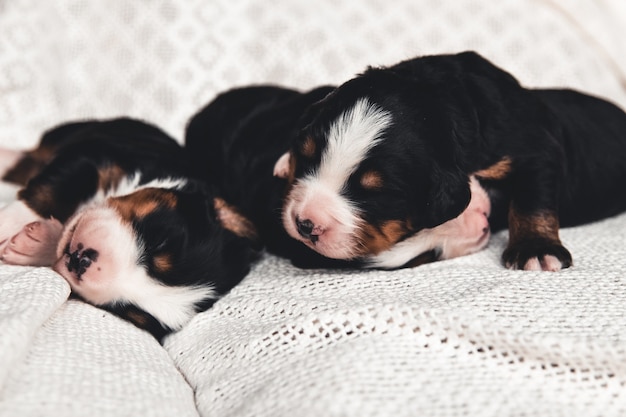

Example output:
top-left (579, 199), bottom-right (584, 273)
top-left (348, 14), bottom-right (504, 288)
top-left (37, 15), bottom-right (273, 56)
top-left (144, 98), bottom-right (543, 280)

top-left (499, 156), bottom-right (572, 271)
top-left (502, 207), bottom-right (572, 271)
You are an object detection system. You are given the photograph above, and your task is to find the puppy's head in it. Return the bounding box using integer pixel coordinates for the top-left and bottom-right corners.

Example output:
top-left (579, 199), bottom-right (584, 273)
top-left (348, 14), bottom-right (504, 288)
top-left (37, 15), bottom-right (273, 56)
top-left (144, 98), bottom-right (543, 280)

top-left (274, 71), bottom-right (472, 260)
top-left (53, 180), bottom-right (259, 340)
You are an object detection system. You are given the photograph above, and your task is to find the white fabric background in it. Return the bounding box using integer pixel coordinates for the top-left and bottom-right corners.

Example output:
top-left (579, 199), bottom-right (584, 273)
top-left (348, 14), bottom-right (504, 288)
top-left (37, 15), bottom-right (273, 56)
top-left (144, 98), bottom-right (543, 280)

top-left (0, 0), bottom-right (625, 416)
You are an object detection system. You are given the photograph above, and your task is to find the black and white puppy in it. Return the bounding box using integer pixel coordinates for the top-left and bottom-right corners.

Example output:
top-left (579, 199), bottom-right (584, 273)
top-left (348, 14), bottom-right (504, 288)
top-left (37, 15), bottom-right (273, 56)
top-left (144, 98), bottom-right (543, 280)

top-left (186, 86), bottom-right (491, 269)
top-left (270, 51), bottom-right (626, 271)
top-left (0, 118), bottom-right (259, 339)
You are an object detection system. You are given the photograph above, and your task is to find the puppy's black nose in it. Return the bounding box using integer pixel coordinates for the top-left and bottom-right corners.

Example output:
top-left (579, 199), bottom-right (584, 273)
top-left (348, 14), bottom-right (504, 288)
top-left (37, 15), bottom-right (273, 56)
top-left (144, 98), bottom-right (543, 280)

top-left (296, 217), bottom-right (315, 240)
top-left (64, 243), bottom-right (99, 280)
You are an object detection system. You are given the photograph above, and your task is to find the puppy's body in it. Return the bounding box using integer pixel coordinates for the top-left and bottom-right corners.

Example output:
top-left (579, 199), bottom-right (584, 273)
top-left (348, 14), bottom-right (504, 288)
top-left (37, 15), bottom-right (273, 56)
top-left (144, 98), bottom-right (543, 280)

top-left (526, 89), bottom-right (626, 226)
top-left (0, 118), bottom-right (259, 339)
top-left (274, 52), bottom-right (626, 271)
top-left (186, 86), bottom-right (346, 267)
top-left (188, 52), bottom-right (626, 272)
top-left (186, 86), bottom-right (491, 269)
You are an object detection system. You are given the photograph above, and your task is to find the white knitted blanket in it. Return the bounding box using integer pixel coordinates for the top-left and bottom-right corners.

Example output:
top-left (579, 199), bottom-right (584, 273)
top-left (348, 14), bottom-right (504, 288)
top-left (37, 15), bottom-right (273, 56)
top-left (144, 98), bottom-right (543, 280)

top-left (1, 1), bottom-right (625, 416)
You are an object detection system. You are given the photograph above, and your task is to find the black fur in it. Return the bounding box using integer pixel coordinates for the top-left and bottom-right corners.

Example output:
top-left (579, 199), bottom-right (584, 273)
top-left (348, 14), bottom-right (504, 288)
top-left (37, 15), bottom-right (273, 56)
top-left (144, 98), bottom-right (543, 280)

top-left (186, 52), bottom-right (626, 270)
top-left (186, 86), bottom-right (355, 268)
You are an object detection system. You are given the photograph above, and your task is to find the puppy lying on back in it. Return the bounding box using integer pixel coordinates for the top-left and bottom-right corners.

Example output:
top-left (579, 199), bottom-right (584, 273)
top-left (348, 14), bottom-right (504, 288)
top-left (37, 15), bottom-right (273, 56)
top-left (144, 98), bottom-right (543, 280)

top-left (0, 118), bottom-right (259, 340)
top-left (186, 86), bottom-right (491, 269)
top-left (272, 51), bottom-right (626, 271)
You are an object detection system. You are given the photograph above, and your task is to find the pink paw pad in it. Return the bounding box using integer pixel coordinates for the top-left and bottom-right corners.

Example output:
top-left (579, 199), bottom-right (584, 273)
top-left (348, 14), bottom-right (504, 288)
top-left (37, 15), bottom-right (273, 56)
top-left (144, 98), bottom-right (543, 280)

top-left (1, 219), bottom-right (63, 266)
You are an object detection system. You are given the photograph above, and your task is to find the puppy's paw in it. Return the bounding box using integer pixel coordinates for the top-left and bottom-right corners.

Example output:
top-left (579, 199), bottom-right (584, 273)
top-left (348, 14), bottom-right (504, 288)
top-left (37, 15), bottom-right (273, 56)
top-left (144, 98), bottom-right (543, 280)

top-left (0, 219), bottom-right (63, 266)
top-left (502, 239), bottom-right (572, 272)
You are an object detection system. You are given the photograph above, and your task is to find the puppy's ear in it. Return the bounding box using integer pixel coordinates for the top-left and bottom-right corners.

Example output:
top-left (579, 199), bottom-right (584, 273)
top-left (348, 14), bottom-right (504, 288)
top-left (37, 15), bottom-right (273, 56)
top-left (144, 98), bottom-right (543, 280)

top-left (422, 169), bottom-right (471, 228)
top-left (273, 152), bottom-right (291, 178)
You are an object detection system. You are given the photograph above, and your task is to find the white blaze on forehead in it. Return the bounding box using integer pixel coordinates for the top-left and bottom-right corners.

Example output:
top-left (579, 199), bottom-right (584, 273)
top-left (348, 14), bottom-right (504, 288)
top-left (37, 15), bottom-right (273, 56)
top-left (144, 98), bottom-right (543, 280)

top-left (281, 98), bottom-right (392, 259)
top-left (313, 98), bottom-right (392, 190)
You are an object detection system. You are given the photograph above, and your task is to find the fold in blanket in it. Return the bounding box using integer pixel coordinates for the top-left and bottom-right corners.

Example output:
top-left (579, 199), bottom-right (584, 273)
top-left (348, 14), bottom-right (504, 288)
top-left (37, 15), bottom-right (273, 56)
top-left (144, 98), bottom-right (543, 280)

top-left (0, 267), bottom-right (69, 389)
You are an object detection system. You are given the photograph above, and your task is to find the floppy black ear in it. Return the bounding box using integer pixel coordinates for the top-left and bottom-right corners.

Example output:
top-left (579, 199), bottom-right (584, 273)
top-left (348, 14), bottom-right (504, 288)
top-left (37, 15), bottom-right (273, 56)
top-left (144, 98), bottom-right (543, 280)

top-left (423, 168), bottom-right (471, 228)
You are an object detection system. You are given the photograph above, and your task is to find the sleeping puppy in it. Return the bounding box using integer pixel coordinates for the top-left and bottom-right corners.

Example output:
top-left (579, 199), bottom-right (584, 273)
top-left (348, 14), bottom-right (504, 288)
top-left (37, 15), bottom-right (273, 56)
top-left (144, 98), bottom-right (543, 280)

top-left (0, 118), bottom-right (259, 340)
top-left (185, 86), bottom-right (491, 269)
top-left (270, 51), bottom-right (626, 271)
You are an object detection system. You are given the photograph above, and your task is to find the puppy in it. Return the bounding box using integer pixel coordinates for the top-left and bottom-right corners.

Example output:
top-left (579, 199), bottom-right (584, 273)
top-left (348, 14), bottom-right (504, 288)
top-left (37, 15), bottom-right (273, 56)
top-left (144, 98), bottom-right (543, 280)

top-left (0, 118), bottom-right (259, 340)
top-left (270, 52), bottom-right (626, 271)
top-left (185, 86), bottom-right (491, 269)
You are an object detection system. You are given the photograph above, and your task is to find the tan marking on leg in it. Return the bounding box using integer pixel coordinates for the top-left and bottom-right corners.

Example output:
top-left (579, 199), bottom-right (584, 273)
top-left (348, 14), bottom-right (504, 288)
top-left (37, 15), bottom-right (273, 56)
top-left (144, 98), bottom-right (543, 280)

top-left (507, 207), bottom-right (561, 246)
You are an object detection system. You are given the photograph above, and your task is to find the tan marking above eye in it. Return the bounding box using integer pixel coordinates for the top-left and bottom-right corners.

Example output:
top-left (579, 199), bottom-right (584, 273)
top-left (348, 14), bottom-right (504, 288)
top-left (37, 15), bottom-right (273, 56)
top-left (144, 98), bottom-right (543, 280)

top-left (152, 253), bottom-right (173, 273)
top-left (299, 136), bottom-right (316, 158)
top-left (360, 170), bottom-right (384, 190)
top-left (108, 188), bottom-right (177, 221)
top-left (474, 157), bottom-right (512, 180)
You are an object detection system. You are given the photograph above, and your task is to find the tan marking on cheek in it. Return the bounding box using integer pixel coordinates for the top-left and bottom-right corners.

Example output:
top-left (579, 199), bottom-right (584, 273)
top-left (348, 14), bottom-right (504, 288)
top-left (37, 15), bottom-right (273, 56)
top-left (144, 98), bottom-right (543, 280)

top-left (98, 164), bottom-right (126, 192)
top-left (121, 309), bottom-right (151, 328)
top-left (300, 136), bottom-right (316, 158)
top-left (474, 157), bottom-right (513, 180)
top-left (360, 170), bottom-right (383, 190)
top-left (109, 188), bottom-right (177, 222)
top-left (358, 220), bottom-right (410, 255)
top-left (152, 253), bottom-right (173, 273)
top-left (507, 208), bottom-right (561, 246)
top-left (214, 197), bottom-right (259, 242)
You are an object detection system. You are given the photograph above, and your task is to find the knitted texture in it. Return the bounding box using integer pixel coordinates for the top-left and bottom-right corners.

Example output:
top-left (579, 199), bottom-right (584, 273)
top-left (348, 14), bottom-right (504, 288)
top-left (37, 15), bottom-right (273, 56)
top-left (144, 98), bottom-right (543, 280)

top-left (166, 216), bottom-right (626, 417)
top-left (1, 0), bottom-right (625, 148)
top-left (0, 267), bottom-right (69, 389)
top-left (1, 300), bottom-right (199, 417)
top-left (0, 0), bottom-right (625, 416)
